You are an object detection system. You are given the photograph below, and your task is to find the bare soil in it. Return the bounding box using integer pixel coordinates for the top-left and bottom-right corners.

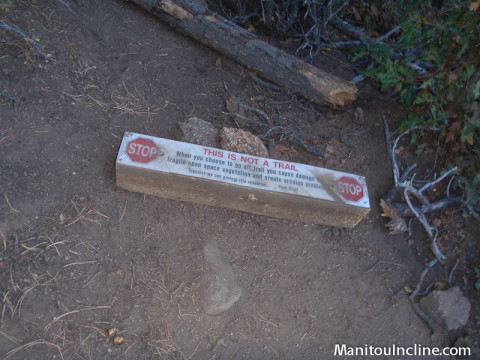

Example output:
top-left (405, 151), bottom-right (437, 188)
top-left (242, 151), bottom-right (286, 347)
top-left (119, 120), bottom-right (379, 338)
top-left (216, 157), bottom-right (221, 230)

top-left (0, 1), bottom-right (478, 359)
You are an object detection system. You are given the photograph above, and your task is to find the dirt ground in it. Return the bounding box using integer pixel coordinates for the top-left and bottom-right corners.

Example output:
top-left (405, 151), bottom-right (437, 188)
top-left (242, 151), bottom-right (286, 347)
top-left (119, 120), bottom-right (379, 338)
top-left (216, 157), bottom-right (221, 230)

top-left (0, 1), bottom-right (479, 359)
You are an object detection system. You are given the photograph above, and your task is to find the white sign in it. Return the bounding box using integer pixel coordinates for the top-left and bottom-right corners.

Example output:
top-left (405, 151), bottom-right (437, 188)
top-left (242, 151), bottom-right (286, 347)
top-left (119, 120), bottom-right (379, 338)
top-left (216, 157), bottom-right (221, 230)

top-left (116, 132), bottom-right (370, 209)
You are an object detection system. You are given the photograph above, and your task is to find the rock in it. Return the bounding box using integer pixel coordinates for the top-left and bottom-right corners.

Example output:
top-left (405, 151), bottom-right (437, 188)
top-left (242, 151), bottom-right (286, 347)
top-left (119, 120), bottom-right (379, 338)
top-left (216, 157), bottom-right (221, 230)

top-left (331, 227), bottom-right (341, 237)
top-left (199, 240), bottom-right (242, 315)
top-left (175, 117), bottom-right (218, 147)
top-left (219, 127), bottom-right (268, 157)
top-left (419, 286), bottom-right (471, 331)
top-left (325, 144), bottom-right (335, 154)
top-left (354, 106), bottom-right (365, 124)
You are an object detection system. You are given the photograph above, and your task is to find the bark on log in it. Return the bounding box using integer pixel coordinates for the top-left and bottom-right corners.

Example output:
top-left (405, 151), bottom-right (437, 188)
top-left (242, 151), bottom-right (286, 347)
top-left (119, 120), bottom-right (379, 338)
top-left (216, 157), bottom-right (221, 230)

top-left (127, 0), bottom-right (357, 107)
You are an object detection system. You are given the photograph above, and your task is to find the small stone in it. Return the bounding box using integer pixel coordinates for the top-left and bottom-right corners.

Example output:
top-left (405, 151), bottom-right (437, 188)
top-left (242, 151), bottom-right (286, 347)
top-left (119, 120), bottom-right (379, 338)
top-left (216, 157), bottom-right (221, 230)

top-left (354, 107), bottom-right (365, 124)
top-left (219, 127), bottom-right (268, 157)
top-left (175, 117), bottom-right (218, 148)
top-left (199, 240), bottom-right (242, 315)
top-left (419, 286), bottom-right (471, 331)
top-left (433, 281), bottom-right (446, 290)
top-left (325, 144), bottom-right (335, 154)
top-left (113, 335), bottom-right (125, 345)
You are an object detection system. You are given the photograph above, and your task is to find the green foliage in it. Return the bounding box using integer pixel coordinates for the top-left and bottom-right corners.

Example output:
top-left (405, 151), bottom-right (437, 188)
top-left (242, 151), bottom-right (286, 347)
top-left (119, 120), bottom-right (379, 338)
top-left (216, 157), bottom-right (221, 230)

top-left (475, 267), bottom-right (480, 290)
top-left (0, 0), bottom-right (12, 9)
top-left (354, 0), bottom-right (480, 209)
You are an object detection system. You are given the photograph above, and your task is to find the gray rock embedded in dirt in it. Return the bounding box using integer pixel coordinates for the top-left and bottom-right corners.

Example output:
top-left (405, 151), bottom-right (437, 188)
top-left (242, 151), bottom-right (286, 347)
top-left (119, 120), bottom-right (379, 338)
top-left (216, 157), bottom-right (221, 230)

top-left (199, 240), bottom-right (242, 315)
top-left (219, 127), bottom-right (269, 158)
top-left (175, 117), bottom-right (218, 147)
top-left (419, 285), bottom-right (471, 331)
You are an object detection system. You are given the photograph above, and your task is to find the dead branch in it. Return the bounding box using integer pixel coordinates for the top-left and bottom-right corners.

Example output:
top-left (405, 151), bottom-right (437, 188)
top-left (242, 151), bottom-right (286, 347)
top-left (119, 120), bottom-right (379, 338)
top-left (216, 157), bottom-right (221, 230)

top-left (380, 119), bottom-right (474, 263)
top-left (448, 258), bottom-right (460, 285)
top-left (56, 0), bottom-right (75, 14)
top-left (365, 260), bottom-right (402, 274)
top-left (409, 259), bottom-right (440, 333)
top-left (0, 92), bottom-right (17, 104)
top-left (0, 24), bottom-right (59, 63)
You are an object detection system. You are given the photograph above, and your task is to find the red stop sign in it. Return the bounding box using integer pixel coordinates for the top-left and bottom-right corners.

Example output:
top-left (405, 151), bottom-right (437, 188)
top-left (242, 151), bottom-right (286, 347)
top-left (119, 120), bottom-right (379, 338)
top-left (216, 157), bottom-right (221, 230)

top-left (337, 176), bottom-right (364, 202)
top-left (126, 137), bottom-right (158, 163)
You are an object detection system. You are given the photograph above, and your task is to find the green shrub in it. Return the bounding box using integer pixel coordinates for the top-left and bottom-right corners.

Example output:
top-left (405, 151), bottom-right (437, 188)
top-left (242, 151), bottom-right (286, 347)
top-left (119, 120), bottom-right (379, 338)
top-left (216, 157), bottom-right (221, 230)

top-left (475, 267), bottom-right (480, 290)
top-left (353, 0), bottom-right (480, 209)
top-left (0, 0), bottom-right (12, 8)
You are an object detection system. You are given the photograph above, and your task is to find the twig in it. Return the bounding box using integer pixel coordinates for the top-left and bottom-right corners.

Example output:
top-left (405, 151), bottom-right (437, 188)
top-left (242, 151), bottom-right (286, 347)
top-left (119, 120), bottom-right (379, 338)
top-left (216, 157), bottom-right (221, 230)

top-left (56, 0), bottom-right (75, 14)
top-left (325, 0), bottom-right (350, 25)
top-left (63, 260), bottom-right (96, 268)
top-left (429, 229), bottom-right (446, 263)
top-left (227, 97), bottom-right (270, 121)
top-left (0, 303), bottom-right (6, 324)
top-left (463, 202), bottom-right (480, 222)
top-left (388, 197), bottom-right (465, 218)
top-left (0, 331), bottom-right (22, 345)
top-left (420, 167), bottom-right (457, 193)
top-left (45, 306), bottom-right (111, 332)
top-left (0, 92), bottom-right (17, 103)
top-left (446, 176), bottom-right (454, 197)
top-left (403, 188), bottom-right (432, 238)
top-left (416, 282), bottom-right (434, 296)
top-left (251, 75), bottom-right (287, 94)
top-left (0, 24), bottom-right (58, 63)
top-left (0, 230), bottom-right (5, 250)
top-left (391, 125), bottom-right (438, 183)
top-left (410, 259), bottom-right (437, 299)
top-left (409, 259), bottom-right (439, 333)
top-left (4, 194), bottom-right (20, 216)
top-left (82, 271), bottom-right (102, 288)
top-left (119, 201), bottom-right (127, 222)
top-left (255, 312), bottom-right (278, 328)
top-left (365, 260), bottom-right (402, 274)
top-left (376, 25), bottom-right (402, 42)
top-left (331, 18), bottom-right (369, 42)
top-left (448, 258), bottom-right (460, 285)
top-left (3, 339), bottom-right (63, 360)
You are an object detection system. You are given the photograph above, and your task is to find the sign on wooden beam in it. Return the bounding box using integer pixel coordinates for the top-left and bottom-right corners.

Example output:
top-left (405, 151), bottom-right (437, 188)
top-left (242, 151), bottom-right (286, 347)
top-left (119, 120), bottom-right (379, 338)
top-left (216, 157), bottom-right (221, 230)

top-left (116, 132), bottom-right (370, 228)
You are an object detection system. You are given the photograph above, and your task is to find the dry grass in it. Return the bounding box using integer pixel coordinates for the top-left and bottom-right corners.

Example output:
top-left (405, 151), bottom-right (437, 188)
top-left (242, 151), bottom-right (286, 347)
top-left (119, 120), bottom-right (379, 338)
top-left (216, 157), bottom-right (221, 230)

top-left (111, 82), bottom-right (159, 117)
top-left (4, 194), bottom-right (19, 216)
top-left (3, 339), bottom-right (63, 360)
top-left (0, 195), bottom-right (114, 358)
top-left (143, 317), bottom-right (187, 360)
top-left (63, 79), bottom-right (159, 116)
top-left (44, 305), bottom-right (111, 333)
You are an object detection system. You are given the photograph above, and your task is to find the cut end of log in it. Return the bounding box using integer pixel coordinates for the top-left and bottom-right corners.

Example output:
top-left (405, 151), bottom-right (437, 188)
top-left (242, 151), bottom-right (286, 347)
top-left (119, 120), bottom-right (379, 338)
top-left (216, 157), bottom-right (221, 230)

top-left (380, 198), bottom-right (408, 234)
top-left (297, 61), bottom-right (357, 107)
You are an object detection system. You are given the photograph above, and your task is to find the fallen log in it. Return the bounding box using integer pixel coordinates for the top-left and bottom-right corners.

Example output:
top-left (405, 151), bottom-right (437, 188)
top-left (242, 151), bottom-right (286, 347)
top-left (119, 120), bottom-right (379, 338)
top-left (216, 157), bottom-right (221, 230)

top-left (127, 0), bottom-right (357, 107)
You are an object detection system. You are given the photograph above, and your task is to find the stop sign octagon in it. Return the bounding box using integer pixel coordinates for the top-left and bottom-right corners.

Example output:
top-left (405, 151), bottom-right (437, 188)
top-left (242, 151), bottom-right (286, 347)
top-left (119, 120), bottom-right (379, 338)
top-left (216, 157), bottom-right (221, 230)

top-left (337, 176), bottom-right (364, 202)
top-left (126, 137), bottom-right (158, 164)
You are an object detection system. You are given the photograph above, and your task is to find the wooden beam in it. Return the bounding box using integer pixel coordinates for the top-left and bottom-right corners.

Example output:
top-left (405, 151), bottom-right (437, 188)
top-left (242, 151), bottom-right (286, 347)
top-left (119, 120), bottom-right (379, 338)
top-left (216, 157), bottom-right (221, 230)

top-left (126, 0), bottom-right (357, 107)
top-left (116, 132), bottom-right (370, 227)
